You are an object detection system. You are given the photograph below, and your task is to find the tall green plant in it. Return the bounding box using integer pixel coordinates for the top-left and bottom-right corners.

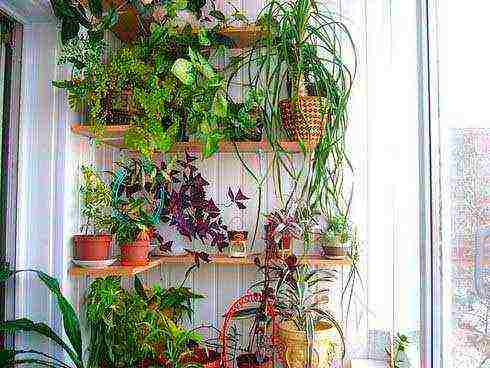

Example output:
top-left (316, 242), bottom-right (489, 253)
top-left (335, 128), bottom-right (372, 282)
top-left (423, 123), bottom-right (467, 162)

top-left (228, 0), bottom-right (357, 242)
top-left (0, 264), bottom-right (84, 368)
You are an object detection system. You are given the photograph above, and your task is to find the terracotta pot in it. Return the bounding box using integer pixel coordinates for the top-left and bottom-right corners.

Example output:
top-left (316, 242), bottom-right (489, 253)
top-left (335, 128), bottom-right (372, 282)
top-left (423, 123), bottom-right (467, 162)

top-left (73, 234), bottom-right (112, 261)
top-left (236, 353), bottom-right (272, 368)
top-left (120, 239), bottom-right (150, 266)
top-left (321, 246), bottom-right (347, 258)
top-left (277, 321), bottom-right (336, 368)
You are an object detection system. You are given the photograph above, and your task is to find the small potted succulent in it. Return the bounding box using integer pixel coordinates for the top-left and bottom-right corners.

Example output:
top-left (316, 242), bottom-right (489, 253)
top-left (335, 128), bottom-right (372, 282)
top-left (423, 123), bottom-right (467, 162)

top-left (73, 166), bottom-right (114, 265)
top-left (318, 215), bottom-right (351, 259)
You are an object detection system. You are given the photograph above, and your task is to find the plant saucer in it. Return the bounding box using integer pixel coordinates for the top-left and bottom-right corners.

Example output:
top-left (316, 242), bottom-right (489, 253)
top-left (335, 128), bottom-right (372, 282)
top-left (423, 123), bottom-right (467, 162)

top-left (72, 259), bottom-right (117, 269)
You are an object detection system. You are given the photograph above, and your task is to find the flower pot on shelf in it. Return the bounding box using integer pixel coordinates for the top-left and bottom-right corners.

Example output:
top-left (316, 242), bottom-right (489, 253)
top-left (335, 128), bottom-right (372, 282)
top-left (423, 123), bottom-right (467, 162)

top-left (320, 236), bottom-right (350, 259)
top-left (321, 244), bottom-right (348, 259)
top-left (73, 234), bottom-right (112, 261)
top-left (277, 321), bottom-right (336, 368)
top-left (236, 353), bottom-right (272, 368)
top-left (120, 239), bottom-right (150, 266)
top-left (279, 96), bottom-right (329, 146)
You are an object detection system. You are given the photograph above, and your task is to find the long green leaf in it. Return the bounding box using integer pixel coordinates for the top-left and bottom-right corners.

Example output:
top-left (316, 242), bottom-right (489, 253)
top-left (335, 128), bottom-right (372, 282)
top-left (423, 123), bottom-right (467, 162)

top-left (0, 319), bottom-right (82, 367)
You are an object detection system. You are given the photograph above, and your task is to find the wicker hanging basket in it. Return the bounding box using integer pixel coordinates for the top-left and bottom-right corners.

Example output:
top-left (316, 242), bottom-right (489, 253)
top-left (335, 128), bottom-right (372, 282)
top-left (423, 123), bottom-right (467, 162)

top-left (279, 96), bottom-right (329, 146)
top-left (103, 88), bottom-right (140, 125)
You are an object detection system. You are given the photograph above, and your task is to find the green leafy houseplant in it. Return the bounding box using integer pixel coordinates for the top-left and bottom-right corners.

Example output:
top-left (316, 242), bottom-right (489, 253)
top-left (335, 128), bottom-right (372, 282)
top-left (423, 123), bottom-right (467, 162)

top-left (79, 165), bottom-right (113, 234)
top-left (227, 0), bottom-right (357, 243)
top-left (171, 48), bottom-right (264, 157)
top-left (48, 0), bottom-right (119, 45)
top-left (85, 260), bottom-right (208, 368)
top-left (53, 0), bottom-right (260, 158)
top-left (0, 264), bottom-right (85, 368)
top-left (85, 276), bottom-right (169, 367)
top-left (318, 215), bottom-right (350, 247)
top-left (74, 165), bottom-right (115, 262)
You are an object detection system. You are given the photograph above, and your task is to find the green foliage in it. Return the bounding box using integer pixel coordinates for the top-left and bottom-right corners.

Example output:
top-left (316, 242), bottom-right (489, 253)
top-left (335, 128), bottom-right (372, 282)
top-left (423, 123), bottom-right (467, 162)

top-left (80, 165), bottom-right (113, 234)
top-left (319, 214), bottom-right (350, 246)
top-left (85, 277), bottom-right (162, 367)
top-left (0, 266), bottom-right (84, 368)
top-left (85, 274), bottom-right (205, 368)
top-left (387, 334), bottom-right (411, 368)
top-left (54, 2), bottom-right (259, 158)
top-left (272, 261), bottom-right (345, 362)
top-left (161, 320), bottom-right (203, 368)
top-left (110, 158), bottom-right (166, 245)
top-left (148, 284), bottom-right (205, 324)
top-left (229, 0), bottom-right (357, 243)
top-left (48, 0), bottom-right (117, 45)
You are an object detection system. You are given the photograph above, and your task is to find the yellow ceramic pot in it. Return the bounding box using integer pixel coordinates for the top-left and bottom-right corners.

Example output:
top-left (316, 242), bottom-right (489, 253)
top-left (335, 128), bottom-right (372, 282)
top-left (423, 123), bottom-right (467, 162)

top-left (277, 320), bottom-right (336, 368)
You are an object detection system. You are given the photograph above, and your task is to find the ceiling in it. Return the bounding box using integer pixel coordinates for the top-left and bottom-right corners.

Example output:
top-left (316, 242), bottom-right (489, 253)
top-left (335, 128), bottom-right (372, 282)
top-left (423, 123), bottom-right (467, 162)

top-left (0, 0), bottom-right (53, 23)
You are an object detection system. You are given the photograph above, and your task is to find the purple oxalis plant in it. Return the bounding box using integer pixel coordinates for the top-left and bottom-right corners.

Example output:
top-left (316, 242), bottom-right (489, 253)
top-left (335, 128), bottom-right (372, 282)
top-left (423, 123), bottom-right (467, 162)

top-left (159, 151), bottom-right (250, 253)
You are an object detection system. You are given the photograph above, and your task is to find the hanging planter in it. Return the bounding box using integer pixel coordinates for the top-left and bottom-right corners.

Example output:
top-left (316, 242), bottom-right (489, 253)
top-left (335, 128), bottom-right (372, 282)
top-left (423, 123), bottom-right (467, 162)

top-left (103, 87), bottom-right (140, 125)
top-left (120, 239), bottom-right (150, 266)
top-left (279, 96), bottom-right (329, 146)
top-left (73, 234), bottom-right (112, 261)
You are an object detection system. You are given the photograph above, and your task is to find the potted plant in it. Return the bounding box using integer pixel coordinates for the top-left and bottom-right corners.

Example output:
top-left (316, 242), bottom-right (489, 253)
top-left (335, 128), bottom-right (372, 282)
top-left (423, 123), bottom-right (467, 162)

top-left (317, 214), bottom-right (351, 259)
top-left (250, 0), bottom-right (356, 146)
top-left (264, 208), bottom-right (302, 259)
top-left (159, 151), bottom-right (249, 254)
top-left (74, 166), bottom-right (114, 264)
top-left (110, 158), bottom-right (169, 266)
top-left (270, 256), bottom-right (345, 368)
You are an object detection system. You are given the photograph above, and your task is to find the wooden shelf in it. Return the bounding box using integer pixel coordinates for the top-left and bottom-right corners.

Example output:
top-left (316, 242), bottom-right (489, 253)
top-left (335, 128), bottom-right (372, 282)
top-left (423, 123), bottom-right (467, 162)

top-left (71, 124), bottom-right (304, 153)
top-left (69, 254), bottom-right (351, 278)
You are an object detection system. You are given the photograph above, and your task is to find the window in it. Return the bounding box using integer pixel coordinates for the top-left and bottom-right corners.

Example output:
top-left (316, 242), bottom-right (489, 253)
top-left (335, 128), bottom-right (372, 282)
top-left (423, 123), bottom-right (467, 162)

top-left (432, 1), bottom-right (490, 367)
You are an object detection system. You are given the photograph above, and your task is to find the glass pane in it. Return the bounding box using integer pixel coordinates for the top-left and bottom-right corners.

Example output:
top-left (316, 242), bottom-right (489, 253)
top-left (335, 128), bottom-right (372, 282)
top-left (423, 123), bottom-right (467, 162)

top-left (439, 2), bottom-right (490, 367)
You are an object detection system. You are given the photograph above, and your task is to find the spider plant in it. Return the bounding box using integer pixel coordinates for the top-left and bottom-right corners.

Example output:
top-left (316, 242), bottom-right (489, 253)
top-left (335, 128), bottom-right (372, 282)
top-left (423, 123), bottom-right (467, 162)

top-left (227, 0), bottom-right (357, 244)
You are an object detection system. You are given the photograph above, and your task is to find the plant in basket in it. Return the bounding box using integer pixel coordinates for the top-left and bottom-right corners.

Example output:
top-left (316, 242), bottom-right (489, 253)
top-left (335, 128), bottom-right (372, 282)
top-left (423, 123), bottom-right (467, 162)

top-left (74, 166), bottom-right (114, 263)
top-left (235, 0), bottom-right (356, 147)
top-left (269, 256), bottom-right (345, 368)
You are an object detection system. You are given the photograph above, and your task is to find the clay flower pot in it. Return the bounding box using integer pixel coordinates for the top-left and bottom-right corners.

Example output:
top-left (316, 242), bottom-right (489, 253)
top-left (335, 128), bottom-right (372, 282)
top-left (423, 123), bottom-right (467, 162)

top-left (120, 239), bottom-right (150, 266)
top-left (236, 353), bottom-right (272, 368)
top-left (73, 234), bottom-right (112, 261)
top-left (320, 236), bottom-right (349, 259)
